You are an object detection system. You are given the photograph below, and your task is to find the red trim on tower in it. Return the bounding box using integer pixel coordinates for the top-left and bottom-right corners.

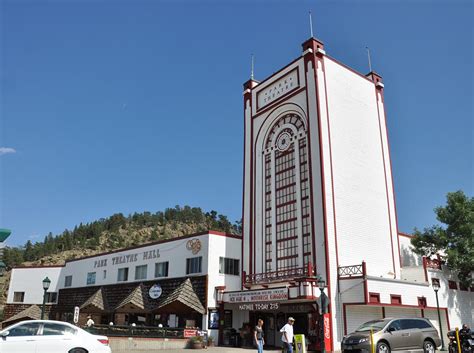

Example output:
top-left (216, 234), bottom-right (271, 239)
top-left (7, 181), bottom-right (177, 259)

top-left (373, 83), bottom-right (397, 278)
top-left (319, 51), bottom-right (336, 353)
top-left (302, 52), bottom-right (320, 280)
top-left (241, 94), bottom-right (248, 289)
top-left (381, 93), bottom-right (403, 272)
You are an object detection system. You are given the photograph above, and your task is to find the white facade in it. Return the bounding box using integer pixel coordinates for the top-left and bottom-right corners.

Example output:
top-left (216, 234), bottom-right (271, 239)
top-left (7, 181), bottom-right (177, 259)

top-left (6, 266), bottom-right (62, 304)
top-left (237, 37), bottom-right (473, 352)
top-left (6, 231), bottom-right (242, 336)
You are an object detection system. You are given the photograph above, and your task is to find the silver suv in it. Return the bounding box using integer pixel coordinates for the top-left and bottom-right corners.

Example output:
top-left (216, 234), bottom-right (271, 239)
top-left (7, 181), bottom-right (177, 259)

top-left (341, 318), bottom-right (442, 353)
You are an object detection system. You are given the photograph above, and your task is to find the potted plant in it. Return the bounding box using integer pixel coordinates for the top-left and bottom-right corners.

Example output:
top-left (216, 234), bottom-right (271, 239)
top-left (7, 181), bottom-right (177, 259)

top-left (207, 335), bottom-right (214, 347)
top-left (189, 335), bottom-right (203, 349)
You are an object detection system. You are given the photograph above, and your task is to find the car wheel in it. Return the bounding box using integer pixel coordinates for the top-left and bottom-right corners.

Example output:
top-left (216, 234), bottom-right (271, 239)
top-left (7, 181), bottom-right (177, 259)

top-left (423, 340), bottom-right (436, 353)
top-left (68, 348), bottom-right (88, 353)
top-left (377, 341), bottom-right (391, 353)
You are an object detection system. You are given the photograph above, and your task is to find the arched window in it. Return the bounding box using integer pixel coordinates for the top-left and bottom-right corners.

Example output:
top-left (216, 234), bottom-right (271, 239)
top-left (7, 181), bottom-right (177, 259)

top-left (263, 114), bottom-right (312, 272)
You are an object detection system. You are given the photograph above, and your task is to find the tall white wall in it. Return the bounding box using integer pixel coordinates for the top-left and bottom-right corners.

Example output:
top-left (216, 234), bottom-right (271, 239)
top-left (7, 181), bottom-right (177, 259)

top-left (7, 267), bottom-right (62, 304)
top-left (322, 58), bottom-right (399, 279)
top-left (206, 235), bottom-right (242, 308)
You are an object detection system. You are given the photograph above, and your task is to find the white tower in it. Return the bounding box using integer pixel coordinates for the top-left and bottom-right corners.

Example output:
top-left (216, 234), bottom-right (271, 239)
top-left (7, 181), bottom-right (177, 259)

top-left (242, 38), bottom-right (400, 348)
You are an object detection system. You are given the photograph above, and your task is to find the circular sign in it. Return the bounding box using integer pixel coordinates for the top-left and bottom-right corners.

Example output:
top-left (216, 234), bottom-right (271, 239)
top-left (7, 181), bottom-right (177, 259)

top-left (186, 239), bottom-right (202, 254)
top-left (149, 284), bottom-right (162, 299)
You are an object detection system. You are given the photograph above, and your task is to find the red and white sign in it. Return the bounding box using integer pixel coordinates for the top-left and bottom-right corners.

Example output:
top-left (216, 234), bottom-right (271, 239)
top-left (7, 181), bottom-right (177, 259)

top-left (184, 329), bottom-right (197, 338)
top-left (324, 313), bottom-right (331, 352)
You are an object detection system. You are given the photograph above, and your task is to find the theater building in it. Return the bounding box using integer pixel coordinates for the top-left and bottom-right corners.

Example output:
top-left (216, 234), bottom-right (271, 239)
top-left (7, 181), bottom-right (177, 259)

top-left (217, 36), bottom-right (473, 351)
top-left (3, 36), bottom-right (473, 351)
top-left (4, 231), bottom-right (242, 343)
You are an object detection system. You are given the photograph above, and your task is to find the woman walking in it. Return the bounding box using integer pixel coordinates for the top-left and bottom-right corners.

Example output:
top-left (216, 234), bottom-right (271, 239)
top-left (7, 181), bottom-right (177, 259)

top-left (254, 319), bottom-right (265, 353)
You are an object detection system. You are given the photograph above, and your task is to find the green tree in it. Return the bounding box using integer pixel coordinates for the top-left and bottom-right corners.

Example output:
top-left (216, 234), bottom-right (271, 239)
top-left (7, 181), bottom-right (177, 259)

top-left (411, 191), bottom-right (474, 287)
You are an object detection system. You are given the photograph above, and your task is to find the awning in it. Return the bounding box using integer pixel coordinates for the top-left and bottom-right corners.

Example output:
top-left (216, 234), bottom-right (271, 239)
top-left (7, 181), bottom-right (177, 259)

top-left (80, 288), bottom-right (108, 313)
top-left (115, 285), bottom-right (147, 313)
top-left (156, 278), bottom-right (205, 315)
top-left (2, 305), bottom-right (41, 328)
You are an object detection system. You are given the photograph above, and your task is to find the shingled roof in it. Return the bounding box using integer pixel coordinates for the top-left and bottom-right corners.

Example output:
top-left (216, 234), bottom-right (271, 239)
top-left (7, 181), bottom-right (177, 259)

top-left (80, 288), bottom-right (108, 312)
top-left (156, 278), bottom-right (205, 314)
top-left (2, 305), bottom-right (42, 327)
top-left (115, 285), bottom-right (146, 312)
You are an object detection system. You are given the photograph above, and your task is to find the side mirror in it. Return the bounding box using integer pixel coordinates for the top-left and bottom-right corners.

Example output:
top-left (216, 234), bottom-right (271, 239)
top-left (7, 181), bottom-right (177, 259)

top-left (387, 327), bottom-right (396, 333)
top-left (0, 331), bottom-right (10, 337)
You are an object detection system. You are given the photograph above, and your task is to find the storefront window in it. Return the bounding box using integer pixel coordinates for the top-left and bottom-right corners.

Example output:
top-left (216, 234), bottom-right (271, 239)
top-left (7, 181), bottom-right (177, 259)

top-left (13, 291), bottom-right (25, 303)
top-left (155, 261), bottom-right (169, 277)
top-left (219, 257), bottom-right (240, 275)
top-left (117, 267), bottom-right (129, 282)
top-left (86, 272), bottom-right (96, 285)
top-left (45, 292), bottom-right (57, 303)
top-left (186, 257), bottom-right (202, 274)
top-left (135, 265), bottom-right (147, 280)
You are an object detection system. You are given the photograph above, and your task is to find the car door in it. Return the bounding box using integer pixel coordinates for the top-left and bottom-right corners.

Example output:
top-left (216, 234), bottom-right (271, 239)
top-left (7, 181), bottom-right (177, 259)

top-left (35, 322), bottom-right (77, 353)
top-left (384, 320), bottom-right (410, 351)
top-left (400, 319), bottom-right (421, 350)
top-left (0, 322), bottom-right (41, 353)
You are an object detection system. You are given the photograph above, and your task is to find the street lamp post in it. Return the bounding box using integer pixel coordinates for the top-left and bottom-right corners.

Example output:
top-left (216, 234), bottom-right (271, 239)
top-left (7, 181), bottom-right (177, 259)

top-left (432, 280), bottom-right (445, 350)
top-left (318, 279), bottom-right (326, 353)
top-left (41, 277), bottom-right (51, 320)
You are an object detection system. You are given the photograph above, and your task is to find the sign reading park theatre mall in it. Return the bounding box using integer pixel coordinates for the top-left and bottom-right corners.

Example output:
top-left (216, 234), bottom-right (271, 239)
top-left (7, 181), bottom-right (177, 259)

top-left (93, 247), bottom-right (160, 268)
top-left (223, 288), bottom-right (288, 311)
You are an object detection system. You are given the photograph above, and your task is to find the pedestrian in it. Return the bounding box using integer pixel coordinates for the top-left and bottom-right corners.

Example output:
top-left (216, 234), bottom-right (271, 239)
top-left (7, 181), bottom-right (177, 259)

top-left (254, 319), bottom-right (265, 353)
top-left (86, 315), bottom-right (95, 328)
top-left (280, 317), bottom-right (295, 353)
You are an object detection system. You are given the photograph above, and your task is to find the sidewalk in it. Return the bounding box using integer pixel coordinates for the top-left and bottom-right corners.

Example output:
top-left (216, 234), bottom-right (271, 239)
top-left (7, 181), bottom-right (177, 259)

top-left (112, 348), bottom-right (270, 353)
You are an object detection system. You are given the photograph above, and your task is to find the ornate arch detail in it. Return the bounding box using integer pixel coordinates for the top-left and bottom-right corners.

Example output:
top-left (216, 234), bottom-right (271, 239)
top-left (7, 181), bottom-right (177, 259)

top-left (259, 112), bottom-right (312, 273)
top-left (264, 113), bottom-right (306, 151)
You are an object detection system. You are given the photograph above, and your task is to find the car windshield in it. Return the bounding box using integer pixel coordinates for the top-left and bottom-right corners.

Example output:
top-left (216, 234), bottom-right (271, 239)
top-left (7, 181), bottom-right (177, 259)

top-left (355, 320), bottom-right (389, 332)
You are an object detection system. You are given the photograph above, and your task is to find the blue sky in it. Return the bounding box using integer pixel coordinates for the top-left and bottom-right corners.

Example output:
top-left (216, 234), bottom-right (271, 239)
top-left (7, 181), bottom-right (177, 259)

top-left (1, 0), bottom-right (472, 246)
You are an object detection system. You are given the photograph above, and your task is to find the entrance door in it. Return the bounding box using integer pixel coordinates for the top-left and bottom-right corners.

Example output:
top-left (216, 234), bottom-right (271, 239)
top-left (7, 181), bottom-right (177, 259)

top-left (264, 314), bottom-right (276, 346)
top-left (291, 313), bottom-right (309, 340)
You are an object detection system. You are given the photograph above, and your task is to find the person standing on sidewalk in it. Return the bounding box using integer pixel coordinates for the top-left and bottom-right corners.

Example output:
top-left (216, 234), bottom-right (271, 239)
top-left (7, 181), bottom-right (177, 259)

top-left (254, 319), bottom-right (265, 353)
top-left (280, 317), bottom-right (295, 353)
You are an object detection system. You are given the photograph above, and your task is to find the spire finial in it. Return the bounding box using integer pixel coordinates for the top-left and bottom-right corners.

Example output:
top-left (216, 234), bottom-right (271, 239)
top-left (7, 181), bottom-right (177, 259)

top-left (366, 46), bottom-right (372, 72)
top-left (250, 53), bottom-right (255, 80)
top-left (309, 11), bottom-right (314, 38)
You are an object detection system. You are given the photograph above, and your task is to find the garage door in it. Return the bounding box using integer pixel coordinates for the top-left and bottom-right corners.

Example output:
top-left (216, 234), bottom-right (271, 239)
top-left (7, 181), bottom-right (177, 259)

top-left (384, 307), bottom-right (422, 318)
top-left (345, 306), bottom-right (383, 335)
top-left (424, 309), bottom-right (450, 339)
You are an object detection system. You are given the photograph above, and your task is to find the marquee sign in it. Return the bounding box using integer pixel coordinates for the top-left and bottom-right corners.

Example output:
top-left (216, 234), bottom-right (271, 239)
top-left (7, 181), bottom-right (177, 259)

top-left (223, 288), bottom-right (288, 303)
top-left (257, 69), bottom-right (299, 110)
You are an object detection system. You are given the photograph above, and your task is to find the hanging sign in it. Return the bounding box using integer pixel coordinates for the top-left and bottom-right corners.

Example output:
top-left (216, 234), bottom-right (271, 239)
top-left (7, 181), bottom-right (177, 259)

top-left (149, 284), bottom-right (163, 299)
top-left (73, 306), bottom-right (80, 324)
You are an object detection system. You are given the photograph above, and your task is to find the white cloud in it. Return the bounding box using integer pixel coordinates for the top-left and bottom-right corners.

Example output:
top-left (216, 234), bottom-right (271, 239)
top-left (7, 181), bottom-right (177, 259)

top-left (0, 147), bottom-right (16, 156)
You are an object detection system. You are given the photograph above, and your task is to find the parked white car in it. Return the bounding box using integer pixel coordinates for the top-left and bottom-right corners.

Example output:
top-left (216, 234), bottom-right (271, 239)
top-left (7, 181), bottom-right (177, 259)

top-left (0, 320), bottom-right (111, 353)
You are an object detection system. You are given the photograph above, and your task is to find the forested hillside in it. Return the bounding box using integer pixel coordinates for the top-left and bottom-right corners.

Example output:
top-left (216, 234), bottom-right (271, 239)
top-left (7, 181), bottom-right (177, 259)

top-left (2, 205), bottom-right (241, 268)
